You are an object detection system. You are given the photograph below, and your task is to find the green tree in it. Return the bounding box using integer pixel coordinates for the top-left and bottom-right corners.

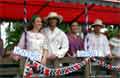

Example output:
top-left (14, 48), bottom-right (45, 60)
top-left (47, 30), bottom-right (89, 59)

top-left (58, 23), bottom-right (70, 33)
top-left (107, 26), bottom-right (119, 39)
top-left (5, 22), bottom-right (24, 51)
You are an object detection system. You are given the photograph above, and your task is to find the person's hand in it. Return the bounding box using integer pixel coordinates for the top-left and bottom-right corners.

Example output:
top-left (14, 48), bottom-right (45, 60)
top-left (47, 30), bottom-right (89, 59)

top-left (41, 58), bottom-right (46, 65)
top-left (85, 58), bottom-right (90, 63)
top-left (47, 53), bottom-right (56, 60)
top-left (10, 53), bottom-right (20, 61)
top-left (107, 54), bottom-right (112, 60)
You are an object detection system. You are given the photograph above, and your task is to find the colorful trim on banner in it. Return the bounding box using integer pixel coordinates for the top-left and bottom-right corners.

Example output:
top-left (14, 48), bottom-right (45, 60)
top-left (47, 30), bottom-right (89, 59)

top-left (93, 58), bottom-right (120, 71)
top-left (23, 58), bottom-right (89, 77)
top-left (23, 58), bottom-right (120, 77)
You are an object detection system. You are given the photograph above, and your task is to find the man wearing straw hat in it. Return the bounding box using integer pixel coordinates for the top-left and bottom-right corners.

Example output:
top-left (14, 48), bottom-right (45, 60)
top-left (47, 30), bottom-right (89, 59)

top-left (84, 19), bottom-right (112, 75)
top-left (42, 12), bottom-right (69, 60)
top-left (84, 19), bottom-right (112, 57)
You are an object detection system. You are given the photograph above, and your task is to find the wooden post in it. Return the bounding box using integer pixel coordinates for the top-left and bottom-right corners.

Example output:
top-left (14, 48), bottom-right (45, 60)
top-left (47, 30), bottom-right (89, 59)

top-left (85, 63), bottom-right (90, 78)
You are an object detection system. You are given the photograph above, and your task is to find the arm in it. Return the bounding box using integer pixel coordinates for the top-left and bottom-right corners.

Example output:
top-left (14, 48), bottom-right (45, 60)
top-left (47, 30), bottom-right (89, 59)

top-left (41, 49), bottom-right (48, 65)
top-left (109, 38), bottom-right (119, 56)
top-left (11, 33), bottom-right (25, 61)
top-left (41, 38), bottom-right (48, 65)
top-left (17, 33), bottom-right (25, 49)
top-left (56, 33), bottom-right (69, 58)
top-left (109, 38), bottom-right (119, 47)
top-left (109, 38), bottom-right (114, 51)
top-left (104, 36), bottom-right (112, 57)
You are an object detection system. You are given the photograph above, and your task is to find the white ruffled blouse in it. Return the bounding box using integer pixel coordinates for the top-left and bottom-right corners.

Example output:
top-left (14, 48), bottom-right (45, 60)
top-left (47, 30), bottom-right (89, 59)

top-left (18, 31), bottom-right (48, 61)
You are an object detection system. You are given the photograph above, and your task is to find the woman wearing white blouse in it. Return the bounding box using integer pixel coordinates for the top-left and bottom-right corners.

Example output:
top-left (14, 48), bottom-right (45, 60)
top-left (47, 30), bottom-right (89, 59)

top-left (13, 15), bottom-right (48, 65)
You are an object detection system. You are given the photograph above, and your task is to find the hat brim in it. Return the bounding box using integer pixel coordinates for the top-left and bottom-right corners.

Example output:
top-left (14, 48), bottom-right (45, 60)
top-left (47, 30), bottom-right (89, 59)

top-left (92, 24), bottom-right (104, 27)
top-left (44, 16), bottom-right (63, 23)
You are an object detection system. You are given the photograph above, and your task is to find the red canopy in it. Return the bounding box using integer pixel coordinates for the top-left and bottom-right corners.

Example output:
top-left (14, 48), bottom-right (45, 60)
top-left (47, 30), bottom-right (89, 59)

top-left (0, 0), bottom-right (120, 24)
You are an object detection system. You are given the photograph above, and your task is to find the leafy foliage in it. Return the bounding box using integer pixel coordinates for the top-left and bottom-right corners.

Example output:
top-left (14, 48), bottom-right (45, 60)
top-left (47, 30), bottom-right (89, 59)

top-left (58, 23), bottom-right (70, 33)
top-left (107, 26), bottom-right (119, 39)
top-left (5, 22), bottom-right (24, 50)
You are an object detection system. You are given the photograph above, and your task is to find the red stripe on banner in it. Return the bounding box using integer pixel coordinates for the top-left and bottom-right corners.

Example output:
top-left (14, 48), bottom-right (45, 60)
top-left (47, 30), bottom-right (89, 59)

top-left (29, 69), bottom-right (33, 77)
top-left (73, 63), bottom-right (80, 70)
top-left (26, 73), bottom-right (32, 78)
top-left (108, 64), bottom-right (112, 70)
top-left (65, 68), bottom-right (71, 74)
top-left (32, 62), bottom-right (40, 71)
top-left (26, 64), bottom-right (30, 66)
top-left (44, 68), bottom-right (50, 76)
top-left (118, 67), bottom-right (120, 71)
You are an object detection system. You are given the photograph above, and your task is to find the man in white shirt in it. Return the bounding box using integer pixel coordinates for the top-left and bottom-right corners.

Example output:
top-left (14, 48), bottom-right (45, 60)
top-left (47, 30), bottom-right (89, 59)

top-left (42, 12), bottom-right (69, 59)
top-left (84, 19), bottom-right (112, 57)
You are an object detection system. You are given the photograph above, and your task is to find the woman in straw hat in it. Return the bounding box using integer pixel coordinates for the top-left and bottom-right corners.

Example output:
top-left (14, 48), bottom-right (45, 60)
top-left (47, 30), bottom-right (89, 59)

top-left (42, 12), bottom-right (69, 60)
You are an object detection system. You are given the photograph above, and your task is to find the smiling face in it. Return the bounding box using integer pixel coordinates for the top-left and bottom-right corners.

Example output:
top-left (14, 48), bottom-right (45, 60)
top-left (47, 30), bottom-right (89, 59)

top-left (48, 17), bottom-right (59, 28)
top-left (94, 25), bottom-right (102, 34)
top-left (32, 17), bottom-right (42, 30)
top-left (71, 25), bottom-right (79, 34)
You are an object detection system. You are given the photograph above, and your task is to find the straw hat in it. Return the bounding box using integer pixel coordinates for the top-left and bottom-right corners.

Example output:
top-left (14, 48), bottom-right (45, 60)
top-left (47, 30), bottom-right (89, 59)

top-left (45, 12), bottom-right (63, 23)
top-left (92, 19), bottom-right (104, 27)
